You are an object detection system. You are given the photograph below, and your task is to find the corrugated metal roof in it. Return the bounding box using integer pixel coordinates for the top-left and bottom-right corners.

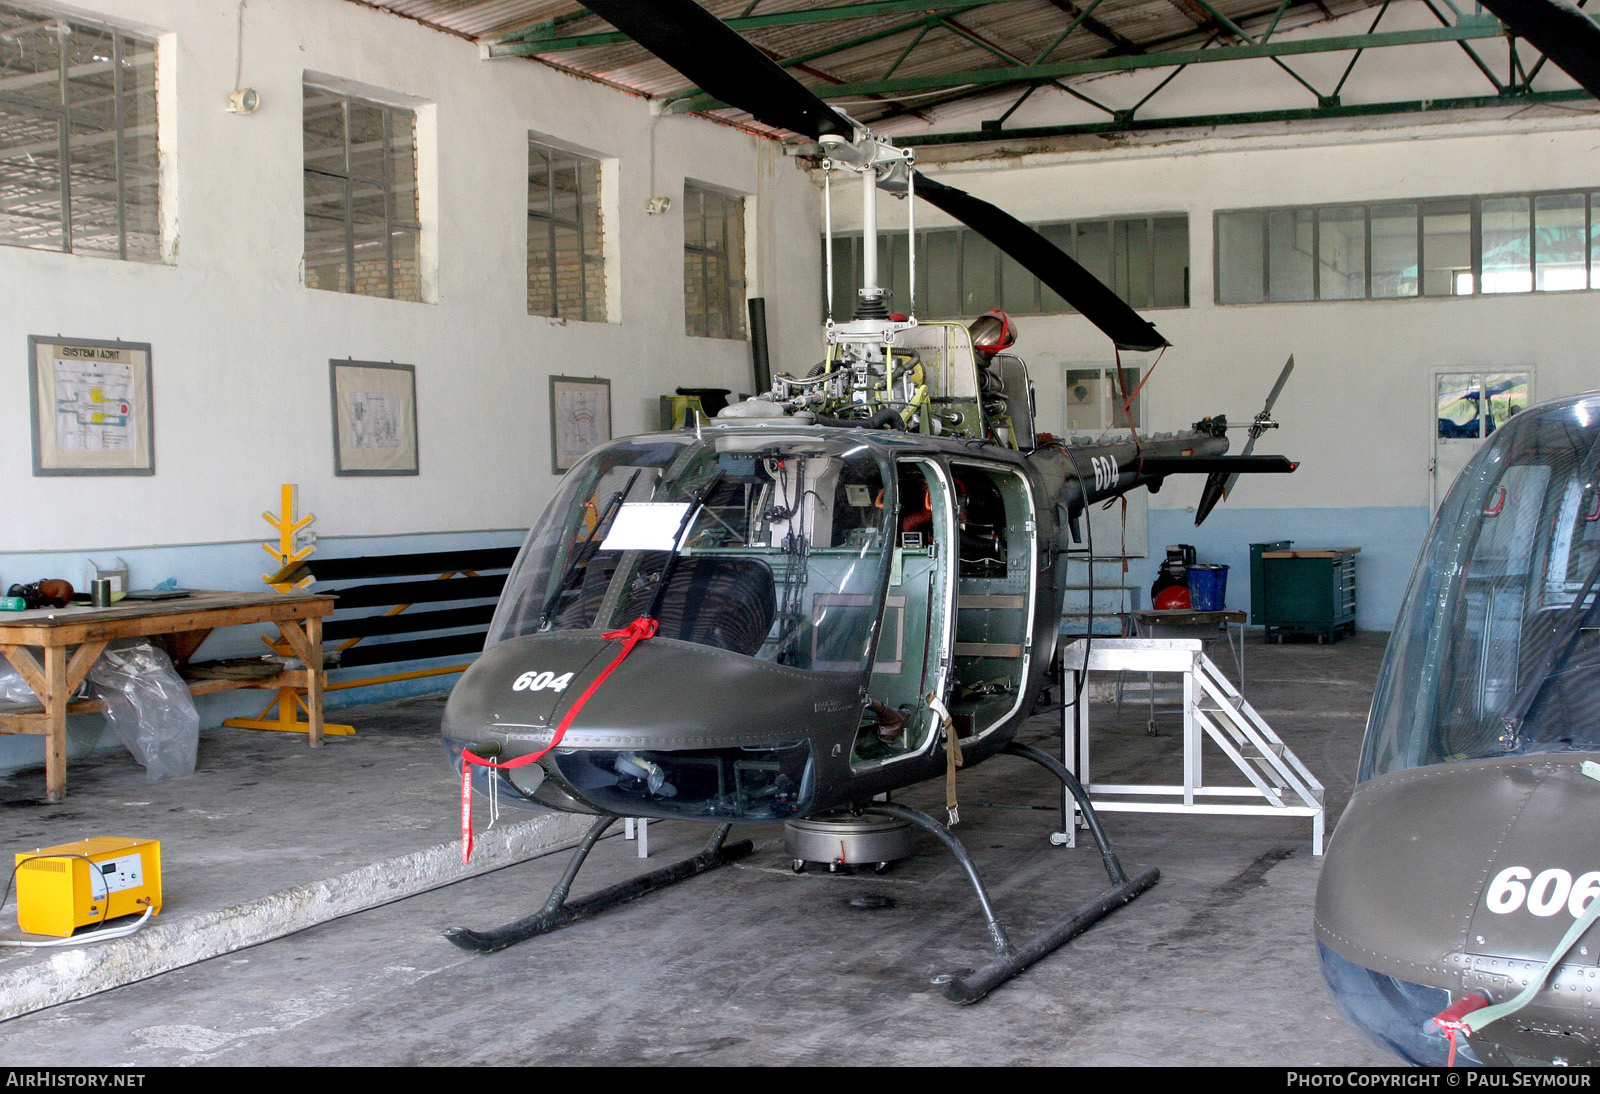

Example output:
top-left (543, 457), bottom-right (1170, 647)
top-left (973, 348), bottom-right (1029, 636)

top-left (353, 0), bottom-right (1389, 133)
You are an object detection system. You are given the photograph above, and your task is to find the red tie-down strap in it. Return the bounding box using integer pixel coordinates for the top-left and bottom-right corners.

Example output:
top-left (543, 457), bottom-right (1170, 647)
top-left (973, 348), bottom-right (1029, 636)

top-left (458, 616), bottom-right (659, 864)
top-left (1430, 992), bottom-right (1489, 1068)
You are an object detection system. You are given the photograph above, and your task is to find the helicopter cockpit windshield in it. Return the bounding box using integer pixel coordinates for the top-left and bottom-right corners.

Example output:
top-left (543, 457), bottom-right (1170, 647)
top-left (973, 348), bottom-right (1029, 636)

top-left (1361, 392), bottom-right (1600, 780)
top-left (488, 432), bottom-right (894, 675)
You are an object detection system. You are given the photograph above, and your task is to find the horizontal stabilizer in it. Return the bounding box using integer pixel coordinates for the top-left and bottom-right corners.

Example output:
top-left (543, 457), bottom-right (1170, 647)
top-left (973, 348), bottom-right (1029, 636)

top-left (1139, 456), bottom-right (1299, 476)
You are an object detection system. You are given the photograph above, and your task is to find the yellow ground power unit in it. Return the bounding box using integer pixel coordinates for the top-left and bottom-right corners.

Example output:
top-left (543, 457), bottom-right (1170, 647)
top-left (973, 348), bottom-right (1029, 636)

top-left (14, 837), bottom-right (162, 938)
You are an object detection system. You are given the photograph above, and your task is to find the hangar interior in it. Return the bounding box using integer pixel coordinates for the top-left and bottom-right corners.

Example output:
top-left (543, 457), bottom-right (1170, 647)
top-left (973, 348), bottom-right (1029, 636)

top-left (0, 0), bottom-right (1597, 1068)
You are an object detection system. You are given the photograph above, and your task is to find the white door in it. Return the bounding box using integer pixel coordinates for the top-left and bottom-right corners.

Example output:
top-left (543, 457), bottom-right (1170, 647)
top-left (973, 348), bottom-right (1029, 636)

top-left (1431, 370), bottom-right (1533, 511)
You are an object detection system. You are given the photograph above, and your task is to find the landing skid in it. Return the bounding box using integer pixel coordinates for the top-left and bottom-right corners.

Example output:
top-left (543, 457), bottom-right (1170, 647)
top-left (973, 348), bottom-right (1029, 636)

top-left (865, 741), bottom-right (1159, 1004)
top-left (444, 817), bottom-right (753, 954)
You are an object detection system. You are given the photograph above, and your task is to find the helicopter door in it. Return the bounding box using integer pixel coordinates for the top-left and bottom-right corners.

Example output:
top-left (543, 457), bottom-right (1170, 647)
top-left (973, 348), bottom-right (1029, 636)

top-left (948, 462), bottom-right (1037, 740)
top-left (851, 459), bottom-right (956, 767)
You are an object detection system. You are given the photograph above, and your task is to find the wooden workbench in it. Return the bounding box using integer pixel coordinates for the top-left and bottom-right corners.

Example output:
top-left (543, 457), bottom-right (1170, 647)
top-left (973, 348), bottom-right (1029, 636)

top-left (0, 591), bottom-right (335, 801)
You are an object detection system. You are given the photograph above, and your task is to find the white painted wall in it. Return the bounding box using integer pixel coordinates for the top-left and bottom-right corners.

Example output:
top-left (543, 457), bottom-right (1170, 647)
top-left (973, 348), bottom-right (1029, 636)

top-left (0, 0), bottom-right (822, 555)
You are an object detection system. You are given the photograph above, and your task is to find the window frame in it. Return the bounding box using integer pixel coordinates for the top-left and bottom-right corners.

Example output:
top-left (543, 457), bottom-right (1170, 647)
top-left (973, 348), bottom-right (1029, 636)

top-left (683, 181), bottom-right (747, 340)
top-left (0, 1), bottom-right (160, 261)
top-left (527, 138), bottom-right (608, 323)
top-left (302, 81), bottom-right (421, 302)
top-left (825, 212), bottom-right (1190, 320)
top-left (1215, 189), bottom-right (1599, 306)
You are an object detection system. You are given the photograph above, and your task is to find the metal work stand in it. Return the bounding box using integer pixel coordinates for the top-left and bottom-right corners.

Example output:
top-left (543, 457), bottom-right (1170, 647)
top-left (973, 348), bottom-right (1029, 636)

top-left (1060, 638), bottom-right (1325, 855)
top-left (864, 740), bottom-right (1158, 1004)
top-left (444, 818), bottom-right (752, 954)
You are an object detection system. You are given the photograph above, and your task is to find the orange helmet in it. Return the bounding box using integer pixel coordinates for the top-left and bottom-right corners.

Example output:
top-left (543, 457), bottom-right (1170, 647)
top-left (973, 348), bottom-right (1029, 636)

top-left (969, 309), bottom-right (1016, 355)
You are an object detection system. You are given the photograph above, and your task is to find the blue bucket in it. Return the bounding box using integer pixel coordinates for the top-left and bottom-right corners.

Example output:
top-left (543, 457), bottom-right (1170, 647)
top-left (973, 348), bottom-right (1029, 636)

top-left (1188, 564), bottom-right (1229, 611)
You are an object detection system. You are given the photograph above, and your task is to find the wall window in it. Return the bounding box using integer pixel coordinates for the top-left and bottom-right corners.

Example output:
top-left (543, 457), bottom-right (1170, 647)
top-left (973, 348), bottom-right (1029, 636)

top-left (528, 140), bottom-right (606, 322)
top-left (684, 183), bottom-right (746, 339)
top-left (826, 214), bottom-right (1188, 319)
top-left (303, 82), bottom-right (420, 301)
top-left (1218, 190), bottom-right (1600, 304)
top-left (1065, 364), bottom-right (1142, 431)
top-left (0, 3), bottom-right (158, 259)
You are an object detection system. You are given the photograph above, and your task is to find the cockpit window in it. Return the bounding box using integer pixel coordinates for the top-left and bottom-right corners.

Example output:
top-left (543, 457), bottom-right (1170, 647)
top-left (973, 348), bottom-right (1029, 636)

top-left (488, 433), bottom-right (893, 675)
top-left (1361, 394), bottom-right (1600, 779)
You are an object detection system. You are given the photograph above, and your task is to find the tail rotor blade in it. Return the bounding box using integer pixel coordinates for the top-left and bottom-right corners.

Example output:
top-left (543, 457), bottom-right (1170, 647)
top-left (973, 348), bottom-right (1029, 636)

top-left (1201, 354), bottom-right (1297, 521)
top-left (1195, 472), bottom-right (1229, 526)
top-left (1260, 355), bottom-right (1295, 419)
top-left (911, 172), bottom-right (1169, 352)
top-left (581, 0), bottom-right (855, 141)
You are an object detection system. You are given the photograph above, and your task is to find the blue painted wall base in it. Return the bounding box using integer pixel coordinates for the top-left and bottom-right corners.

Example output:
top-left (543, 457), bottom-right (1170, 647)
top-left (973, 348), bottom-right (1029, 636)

top-left (1066, 506), bottom-right (1430, 634)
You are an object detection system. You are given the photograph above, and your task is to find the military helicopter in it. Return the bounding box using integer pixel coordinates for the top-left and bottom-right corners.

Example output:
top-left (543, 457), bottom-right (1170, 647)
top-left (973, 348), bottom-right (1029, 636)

top-left (439, 0), bottom-right (1296, 1003)
top-left (1315, 392), bottom-right (1600, 1066)
top-left (1306, 0), bottom-right (1600, 1067)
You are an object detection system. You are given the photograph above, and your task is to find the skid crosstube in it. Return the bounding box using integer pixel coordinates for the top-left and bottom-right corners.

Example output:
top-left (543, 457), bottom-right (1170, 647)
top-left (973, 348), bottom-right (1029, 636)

top-left (866, 740), bottom-right (1159, 1003)
top-left (444, 818), bottom-right (751, 954)
top-left (445, 740), bottom-right (1154, 1002)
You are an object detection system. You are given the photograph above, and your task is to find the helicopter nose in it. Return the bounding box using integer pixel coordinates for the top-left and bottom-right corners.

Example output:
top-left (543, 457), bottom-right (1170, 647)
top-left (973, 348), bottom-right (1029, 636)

top-left (442, 630), bottom-right (871, 822)
top-left (447, 631), bottom-right (858, 754)
top-left (1315, 754), bottom-right (1600, 1066)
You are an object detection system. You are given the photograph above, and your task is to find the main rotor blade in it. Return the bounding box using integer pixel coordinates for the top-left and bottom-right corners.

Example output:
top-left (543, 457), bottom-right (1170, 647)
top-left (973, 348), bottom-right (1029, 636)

top-left (582, 0), bottom-right (1165, 352)
top-left (581, 0), bottom-right (856, 142)
top-left (1474, 0), bottom-right (1600, 98)
top-left (911, 173), bottom-right (1169, 352)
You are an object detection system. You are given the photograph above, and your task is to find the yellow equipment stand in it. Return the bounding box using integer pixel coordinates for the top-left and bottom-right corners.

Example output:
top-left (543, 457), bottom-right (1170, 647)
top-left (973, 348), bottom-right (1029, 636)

top-left (15, 837), bottom-right (162, 938)
top-left (223, 484), bottom-right (354, 738)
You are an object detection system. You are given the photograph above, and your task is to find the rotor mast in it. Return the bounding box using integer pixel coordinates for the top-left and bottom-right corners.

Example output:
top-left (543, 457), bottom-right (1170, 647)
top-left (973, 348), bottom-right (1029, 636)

top-left (819, 127), bottom-right (916, 342)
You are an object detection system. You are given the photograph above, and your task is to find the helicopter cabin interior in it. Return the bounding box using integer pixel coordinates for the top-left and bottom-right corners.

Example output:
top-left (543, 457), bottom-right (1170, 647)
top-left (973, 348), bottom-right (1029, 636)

top-left (482, 434), bottom-right (1037, 776)
top-left (852, 457), bottom-right (1036, 766)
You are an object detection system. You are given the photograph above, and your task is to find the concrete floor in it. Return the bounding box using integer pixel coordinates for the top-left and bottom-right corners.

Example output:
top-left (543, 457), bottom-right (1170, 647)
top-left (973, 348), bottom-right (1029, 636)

top-left (0, 632), bottom-right (1394, 1066)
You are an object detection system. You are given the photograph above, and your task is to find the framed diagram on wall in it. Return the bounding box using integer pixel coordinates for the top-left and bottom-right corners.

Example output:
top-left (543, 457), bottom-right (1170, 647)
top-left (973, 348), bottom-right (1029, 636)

top-left (550, 375), bottom-right (611, 474)
top-left (29, 336), bottom-right (155, 476)
top-left (330, 360), bottom-right (419, 476)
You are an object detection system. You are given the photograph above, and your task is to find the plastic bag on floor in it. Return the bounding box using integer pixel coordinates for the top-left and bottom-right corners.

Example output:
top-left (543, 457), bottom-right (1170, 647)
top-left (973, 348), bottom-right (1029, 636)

top-left (86, 640), bottom-right (199, 780)
top-left (0, 662), bottom-right (37, 705)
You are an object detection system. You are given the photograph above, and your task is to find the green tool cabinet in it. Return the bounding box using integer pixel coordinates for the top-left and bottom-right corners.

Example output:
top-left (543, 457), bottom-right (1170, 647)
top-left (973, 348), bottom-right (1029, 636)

top-left (1259, 547), bottom-right (1359, 644)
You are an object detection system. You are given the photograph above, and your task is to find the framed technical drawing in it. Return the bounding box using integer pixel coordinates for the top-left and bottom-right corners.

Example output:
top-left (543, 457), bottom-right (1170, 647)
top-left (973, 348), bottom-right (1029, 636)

top-left (550, 375), bottom-right (611, 474)
top-left (29, 336), bottom-right (155, 476)
top-left (330, 360), bottom-right (419, 476)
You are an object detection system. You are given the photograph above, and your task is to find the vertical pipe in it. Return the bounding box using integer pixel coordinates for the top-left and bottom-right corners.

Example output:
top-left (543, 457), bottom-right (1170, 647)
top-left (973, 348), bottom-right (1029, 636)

top-left (748, 297), bottom-right (771, 394)
top-left (57, 29), bottom-right (70, 254)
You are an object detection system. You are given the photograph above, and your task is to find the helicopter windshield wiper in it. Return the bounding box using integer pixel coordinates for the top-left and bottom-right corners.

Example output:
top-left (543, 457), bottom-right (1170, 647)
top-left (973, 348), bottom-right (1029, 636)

top-left (538, 469), bottom-right (642, 630)
top-left (644, 472), bottom-right (726, 622)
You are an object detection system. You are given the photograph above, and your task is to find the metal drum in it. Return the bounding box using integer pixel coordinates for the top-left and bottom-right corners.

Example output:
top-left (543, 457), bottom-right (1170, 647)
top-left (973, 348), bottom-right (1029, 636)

top-left (784, 811), bottom-right (916, 874)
